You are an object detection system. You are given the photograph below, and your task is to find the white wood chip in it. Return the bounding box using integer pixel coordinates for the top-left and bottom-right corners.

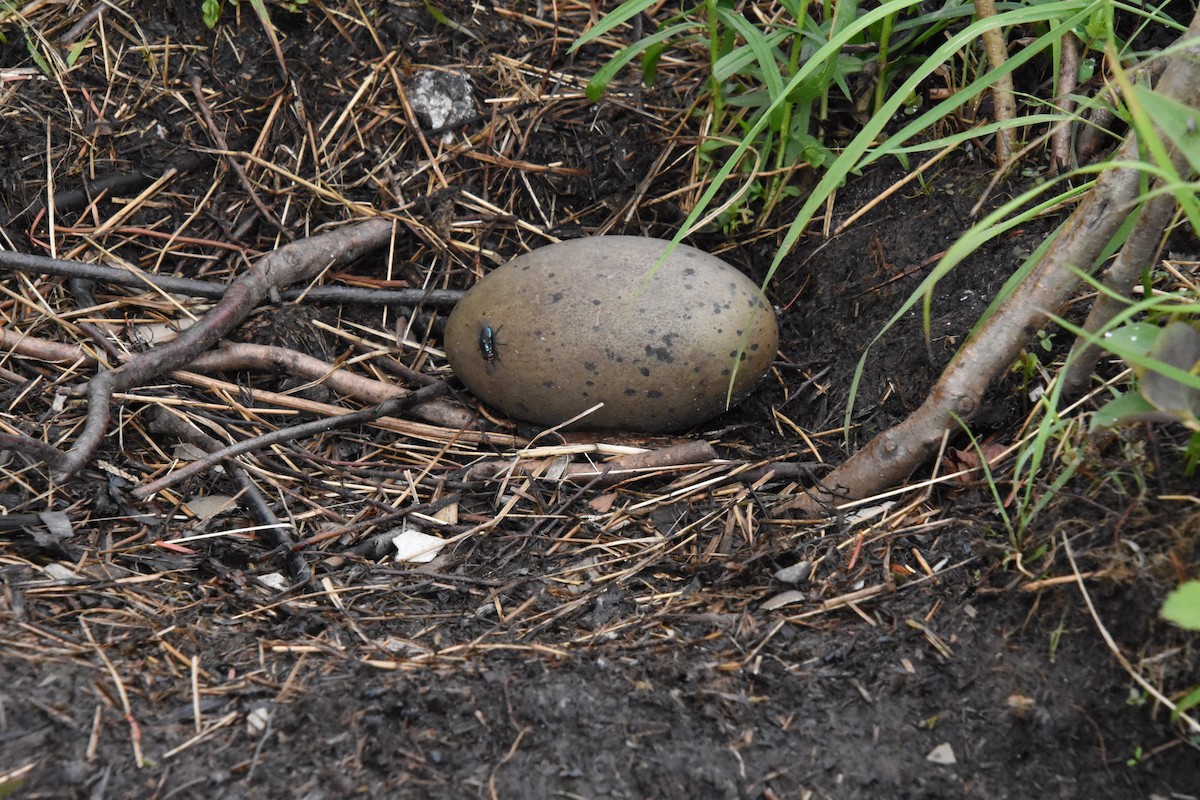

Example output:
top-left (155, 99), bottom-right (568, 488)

top-left (761, 590), bottom-right (806, 611)
top-left (184, 495), bottom-right (237, 520)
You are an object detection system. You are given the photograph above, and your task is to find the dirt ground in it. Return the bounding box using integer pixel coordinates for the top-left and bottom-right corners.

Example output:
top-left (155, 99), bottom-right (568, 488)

top-left (1, 3), bottom-right (1198, 799)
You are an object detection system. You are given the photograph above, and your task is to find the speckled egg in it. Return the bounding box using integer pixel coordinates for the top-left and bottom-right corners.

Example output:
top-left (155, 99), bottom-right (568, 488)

top-left (444, 236), bottom-right (778, 432)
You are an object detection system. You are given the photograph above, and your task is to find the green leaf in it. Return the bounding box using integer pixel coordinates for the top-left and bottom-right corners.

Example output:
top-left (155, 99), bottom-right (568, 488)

top-left (640, 40), bottom-right (671, 87)
top-left (711, 27), bottom-right (791, 83)
top-left (712, 7), bottom-right (785, 105)
top-left (785, 130), bottom-right (831, 167)
top-left (1140, 322), bottom-right (1200, 429)
top-left (570, 0), bottom-right (659, 53)
top-left (66, 36), bottom-right (89, 67)
top-left (585, 22), bottom-right (691, 102)
top-left (1130, 85), bottom-right (1200, 177)
top-left (1171, 684), bottom-right (1200, 723)
top-left (1090, 391), bottom-right (1169, 430)
top-left (1162, 581), bottom-right (1200, 630)
top-left (1102, 320), bottom-right (1162, 361)
top-left (1079, 6), bottom-right (1108, 48)
top-left (0, 778), bottom-right (27, 800)
top-left (202, 0), bottom-right (223, 29)
top-left (24, 35), bottom-right (50, 75)
top-left (423, 0), bottom-right (451, 26)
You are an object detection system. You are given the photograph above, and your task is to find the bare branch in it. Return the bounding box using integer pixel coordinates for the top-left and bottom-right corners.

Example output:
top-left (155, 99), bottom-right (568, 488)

top-left (1062, 189), bottom-right (1178, 395)
top-left (0, 248), bottom-right (462, 306)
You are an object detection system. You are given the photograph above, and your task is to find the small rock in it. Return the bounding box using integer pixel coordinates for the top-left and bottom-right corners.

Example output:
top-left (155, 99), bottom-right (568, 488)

top-left (408, 70), bottom-right (474, 142)
top-left (926, 742), bottom-right (956, 765)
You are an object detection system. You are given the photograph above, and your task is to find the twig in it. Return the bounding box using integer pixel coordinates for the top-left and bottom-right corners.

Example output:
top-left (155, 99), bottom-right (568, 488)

top-left (57, 1), bottom-right (107, 45)
top-left (186, 343), bottom-right (475, 428)
top-left (974, 0), bottom-right (1018, 163)
top-left (0, 434), bottom-right (72, 466)
top-left (1062, 532), bottom-right (1200, 735)
top-left (16, 152), bottom-right (210, 225)
top-left (463, 440), bottom-right (718, 486)
top-left (132, 381), bottom-right (449, 498)
top-left (81, 619), bottom-right (145, 768)
top-left (1076, 60), bottom-right (1169, 164)
top-left (1062, 187), bottom-right (1177, 395)
top-left (745, 559), bottom-right (976, 664)
top-left (1051, 33), bottom-right (1080, 174)
top-left (0, 329), bottom-right (474, 430)
top-left (778, 12), bottom-right (1200, 515)
top-left (162, 369), bottom-right (504, 445)
top-left (834, 138), bottom-right (961, 235)
top-left (0, 248), bottom-right (463, 306)
top-left (149, 408), bottom-right (311, 585)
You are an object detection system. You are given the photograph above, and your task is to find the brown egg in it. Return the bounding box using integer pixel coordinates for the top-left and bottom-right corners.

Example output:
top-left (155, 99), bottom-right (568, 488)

top-left (444, 236), bottom-right (778, 432)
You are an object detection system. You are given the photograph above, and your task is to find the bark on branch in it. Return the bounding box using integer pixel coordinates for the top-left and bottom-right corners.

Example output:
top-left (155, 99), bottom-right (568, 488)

top-left (973, 0), bottom-right (1018, 163)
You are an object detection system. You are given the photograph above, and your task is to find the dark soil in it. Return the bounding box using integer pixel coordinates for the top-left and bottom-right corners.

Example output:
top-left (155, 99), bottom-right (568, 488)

top-left (1, 3), bottom-right (1197, 799)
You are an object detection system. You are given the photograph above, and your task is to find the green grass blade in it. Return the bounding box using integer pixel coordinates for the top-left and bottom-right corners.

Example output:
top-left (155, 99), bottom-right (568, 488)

top-left (584, 21), bottom-right (694, 102)
top-left (569, 0), bottom-right (659, 53)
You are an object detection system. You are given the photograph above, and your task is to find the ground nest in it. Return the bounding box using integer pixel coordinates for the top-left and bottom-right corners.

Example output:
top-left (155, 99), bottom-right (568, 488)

top-left (0, 3), bottom-right (1197, 798)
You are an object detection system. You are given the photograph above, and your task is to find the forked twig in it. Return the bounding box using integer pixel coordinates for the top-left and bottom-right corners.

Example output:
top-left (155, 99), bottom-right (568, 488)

top-left (1, 217), bottom-right (394, 478)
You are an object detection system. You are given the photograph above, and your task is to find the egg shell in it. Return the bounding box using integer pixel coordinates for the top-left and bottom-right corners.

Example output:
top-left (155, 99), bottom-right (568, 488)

top-left (444, 236), bottom-right (778, 432)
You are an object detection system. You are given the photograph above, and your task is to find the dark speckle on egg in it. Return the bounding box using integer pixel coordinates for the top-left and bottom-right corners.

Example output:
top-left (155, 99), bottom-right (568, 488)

top-left (443, 235), bottom-right (779, 432)
top-left (645, 346), bottom-right (673, 363)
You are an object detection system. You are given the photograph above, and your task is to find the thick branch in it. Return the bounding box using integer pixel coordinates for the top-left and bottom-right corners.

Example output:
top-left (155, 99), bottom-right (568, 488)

top-left (1061, 189), bottom-right (1178, 394)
